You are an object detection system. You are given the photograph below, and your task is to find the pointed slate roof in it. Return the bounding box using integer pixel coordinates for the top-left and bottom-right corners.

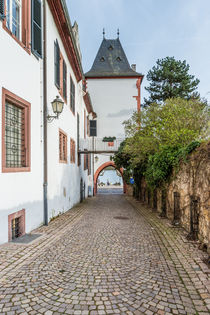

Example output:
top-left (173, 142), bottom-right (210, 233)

top-left (85, 38), bottom-right (142, 78)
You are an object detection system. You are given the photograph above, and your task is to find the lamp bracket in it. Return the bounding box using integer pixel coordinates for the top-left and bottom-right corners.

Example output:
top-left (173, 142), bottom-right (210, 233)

top-left (47, 113), bottom-right (59, 123)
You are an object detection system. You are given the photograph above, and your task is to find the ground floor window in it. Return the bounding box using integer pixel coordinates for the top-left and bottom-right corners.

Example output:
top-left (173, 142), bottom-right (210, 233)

top-left (8, 209), bottom-right (25, 241)
top-left (2, 88), bottom-right (31, 172)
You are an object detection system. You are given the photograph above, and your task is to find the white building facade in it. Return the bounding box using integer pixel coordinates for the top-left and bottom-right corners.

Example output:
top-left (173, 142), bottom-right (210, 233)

top-left (0, 0), bottom-right (44, 243)
top-left (0, 0), bottom-right (95, 244)
top-left (85, 37), bottom-right (143, 193)
top-left (45, 0), bottom-right (94, 219)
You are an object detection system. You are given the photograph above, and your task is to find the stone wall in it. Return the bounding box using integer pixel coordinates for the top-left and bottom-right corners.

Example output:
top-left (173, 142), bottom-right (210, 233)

top-left (134, 142), bottom-right (210, 253)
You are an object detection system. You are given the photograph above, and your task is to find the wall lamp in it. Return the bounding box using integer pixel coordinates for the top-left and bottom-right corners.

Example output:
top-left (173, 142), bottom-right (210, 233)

top-left (47, 96), bottom-right (64, 122)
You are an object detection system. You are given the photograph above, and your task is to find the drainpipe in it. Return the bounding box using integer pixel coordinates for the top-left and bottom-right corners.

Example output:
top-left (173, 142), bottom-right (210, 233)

top-left (43, 0), bottom-right (48, 225)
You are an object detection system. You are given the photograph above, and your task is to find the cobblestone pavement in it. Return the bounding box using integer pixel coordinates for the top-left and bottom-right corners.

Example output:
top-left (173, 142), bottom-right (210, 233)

top-left (0, 195), bottom-right (209, 315)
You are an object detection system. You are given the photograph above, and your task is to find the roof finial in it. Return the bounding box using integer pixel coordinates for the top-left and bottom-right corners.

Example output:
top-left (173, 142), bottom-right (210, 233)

top-left (103, 28), bottom-right (105, 39)
top-left (117, 28), bottom-right (120, 39)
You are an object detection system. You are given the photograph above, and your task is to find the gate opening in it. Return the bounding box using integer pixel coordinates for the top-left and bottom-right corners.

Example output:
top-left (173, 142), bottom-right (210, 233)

top-left (94, 161), bottom-right (126, 195)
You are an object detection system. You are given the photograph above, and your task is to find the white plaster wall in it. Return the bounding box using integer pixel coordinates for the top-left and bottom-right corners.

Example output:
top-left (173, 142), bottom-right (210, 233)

top-left (46, 4), bottom-right (90, 219)
top-left (0, 21), bottom-right (43, 244)
top-left (87, 78), bottom-right (138, 138)
top-left (87, 78), bottom-right (138, 183)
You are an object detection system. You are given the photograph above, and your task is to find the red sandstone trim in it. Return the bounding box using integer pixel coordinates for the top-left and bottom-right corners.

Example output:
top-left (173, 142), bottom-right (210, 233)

top-left (47, 0), bottom-right (82, 82)
top-left (8, 209), bottom-right (26, 242)
top-left (2, 88), bottom-right (31, 173)
top-left (59, 129), bottom-right (68, 163)
top-left (133, 77), bottom-right (143, 112)
top-left (94, 161), bottom-right (126, 194)
top-left (2, 0), bottom-right (31, 55)
top-left (86, 75), bottom-right (144, 80)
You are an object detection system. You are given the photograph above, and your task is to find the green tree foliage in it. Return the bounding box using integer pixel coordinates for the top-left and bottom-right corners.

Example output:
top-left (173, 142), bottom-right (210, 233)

top-left (115, 97), bottom-right (209, 189)
top-left (144, 57), bottom-right (200, 106)
top-left (144, 142), bottom-right (201, 188)
top-left (113, 141), bottom-right (131, 183)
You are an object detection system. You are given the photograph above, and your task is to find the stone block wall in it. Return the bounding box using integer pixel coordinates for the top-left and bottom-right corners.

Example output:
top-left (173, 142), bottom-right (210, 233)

top-left (136, 142), bottom-right (210, 253)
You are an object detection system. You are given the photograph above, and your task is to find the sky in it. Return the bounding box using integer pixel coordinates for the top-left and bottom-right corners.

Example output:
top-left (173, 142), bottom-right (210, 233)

top-left (66, 0), bottom-right (210, 102)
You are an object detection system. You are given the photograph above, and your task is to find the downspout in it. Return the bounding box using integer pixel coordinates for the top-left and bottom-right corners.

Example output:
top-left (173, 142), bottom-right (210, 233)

top-left (43, 0), bottom-right (48, 225)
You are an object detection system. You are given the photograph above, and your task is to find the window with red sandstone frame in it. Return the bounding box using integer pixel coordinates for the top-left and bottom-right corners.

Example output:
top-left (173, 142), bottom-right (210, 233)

top-left (2, 88), bottom-right (31, 173)
top-left (59, 130), bottom-right (67, 163)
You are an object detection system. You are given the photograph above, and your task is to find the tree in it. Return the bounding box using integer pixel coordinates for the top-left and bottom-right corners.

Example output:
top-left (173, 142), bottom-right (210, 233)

top-left (117, 98), bottom-right (209, 189)
top-left (123, 98), bottom-right (209, 165)
top-left (144, 57), bottom-right (200, 106)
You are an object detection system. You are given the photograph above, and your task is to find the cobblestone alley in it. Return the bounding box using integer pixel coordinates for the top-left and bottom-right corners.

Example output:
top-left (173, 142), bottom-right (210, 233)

top-left (0, 195), bottom-right (209, 315)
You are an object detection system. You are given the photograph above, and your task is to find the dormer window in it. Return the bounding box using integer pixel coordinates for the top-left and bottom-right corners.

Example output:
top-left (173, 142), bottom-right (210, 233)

top-left (108, 45), bottom-right (113, 50)
top-left (116, 57), bottom-right (122, 62)
top-left (100, 57), bottom-right (105, 62)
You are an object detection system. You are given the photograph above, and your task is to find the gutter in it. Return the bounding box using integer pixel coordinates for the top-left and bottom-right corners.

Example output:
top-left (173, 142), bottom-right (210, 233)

top-left (43, 0), bottom-right (48, 225)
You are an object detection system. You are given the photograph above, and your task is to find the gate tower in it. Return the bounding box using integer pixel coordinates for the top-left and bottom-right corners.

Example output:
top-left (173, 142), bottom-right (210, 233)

top-left (85, 33), bottom-right (144, 193)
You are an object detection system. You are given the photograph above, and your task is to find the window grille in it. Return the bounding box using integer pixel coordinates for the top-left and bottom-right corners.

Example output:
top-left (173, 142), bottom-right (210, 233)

top-left (5, 102), bottom-right (26, 168)
top-left (11, 217), bottom-right (21, 239)
top-left (59, 131), bottom-right (67, 162)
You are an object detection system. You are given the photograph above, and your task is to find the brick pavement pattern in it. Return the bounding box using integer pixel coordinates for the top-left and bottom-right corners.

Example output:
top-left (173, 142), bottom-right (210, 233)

top-left (0, 195), bottom-right (209, 315)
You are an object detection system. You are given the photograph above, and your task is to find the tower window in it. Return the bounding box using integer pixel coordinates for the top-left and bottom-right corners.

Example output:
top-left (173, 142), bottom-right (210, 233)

top-left (108, 45), bottom-right (113, 50)
top-left (100, 57), bottom-right (105, 62)
top-left (116, 57), bottom-right (122, 62)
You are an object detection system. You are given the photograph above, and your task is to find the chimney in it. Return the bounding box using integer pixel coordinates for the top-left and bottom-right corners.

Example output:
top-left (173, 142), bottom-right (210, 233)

top-left (131, 64), bottom-right (136, 71)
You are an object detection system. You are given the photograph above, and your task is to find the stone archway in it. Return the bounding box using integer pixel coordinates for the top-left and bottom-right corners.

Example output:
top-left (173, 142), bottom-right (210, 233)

top-left (94, 161), bottom-right (126, 194)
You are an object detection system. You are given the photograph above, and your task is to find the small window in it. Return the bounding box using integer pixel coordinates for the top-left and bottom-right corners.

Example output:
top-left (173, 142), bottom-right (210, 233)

top-left (12, 217), bottom-right (21, 239)
top-left (8, 209), bottom-right (25, 241)
top-left (108, 45), bottom-right (113, 50)
top-left (90, 120), bottom-right (97, 137)
top-left (116, 57), bottom-right (122, 62)
top-left (2, 88), bottom-right (30, 172)
top-left (59, 130), bottom-right (67, 163)
top-left (100, 57), bottom-right (105, 62)
top-left (70, 76), bottom-right (75, 114)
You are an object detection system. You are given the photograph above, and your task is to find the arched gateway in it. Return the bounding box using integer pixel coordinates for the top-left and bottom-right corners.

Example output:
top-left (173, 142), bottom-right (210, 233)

top-left (94, 161), bottom-right (126, 194)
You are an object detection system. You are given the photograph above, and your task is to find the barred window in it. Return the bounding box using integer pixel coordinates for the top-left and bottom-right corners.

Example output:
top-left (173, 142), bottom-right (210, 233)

top-left (2, 88), bottom-right (30, 172)
top-left (5, 102), bottom-right (25, 168)
top-left (59, 130), bottom-right (67, 163)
